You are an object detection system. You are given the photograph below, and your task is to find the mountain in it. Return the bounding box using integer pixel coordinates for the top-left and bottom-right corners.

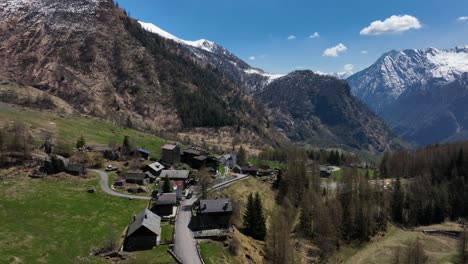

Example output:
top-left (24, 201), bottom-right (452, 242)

top-left (0, 0), bottom-right (284, 148)
top-left (0, 0), bottom-right (403, 152)
top-left (138, 21), bottom-right (283, 94)
top-left (348, 46), bottom-right (468, 145)
top-left (256, 71), bottom-right (403, 152)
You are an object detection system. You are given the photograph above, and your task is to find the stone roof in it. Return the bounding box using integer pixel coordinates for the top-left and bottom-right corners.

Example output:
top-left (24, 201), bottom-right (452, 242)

top-left (147, 162), bottom-right (165, 172)
top-left (124, 172), bottom-right (147, 180)
top-left (66, 163), bottom-right (85, 172)
top-left (162, 144), bottom-right (178, 150)
top-left (199, 198), bottom-right (233, 214)
top-left (156, 193), bottom-right (177, 205)
top-left (160, 170), bottom-right (190, 180)
top-left (126, 209), bottom-right (161, 237)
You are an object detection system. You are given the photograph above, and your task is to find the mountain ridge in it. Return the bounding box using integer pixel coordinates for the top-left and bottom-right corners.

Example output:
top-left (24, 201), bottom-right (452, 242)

top-left (348, 46), bottom-right (468, 146)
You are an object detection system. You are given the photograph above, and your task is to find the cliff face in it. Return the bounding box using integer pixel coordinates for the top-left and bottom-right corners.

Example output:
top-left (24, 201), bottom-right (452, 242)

top-left (257, 71), bottom-right (404, 152)
top-left (348, 47), bottom-right (468, 146)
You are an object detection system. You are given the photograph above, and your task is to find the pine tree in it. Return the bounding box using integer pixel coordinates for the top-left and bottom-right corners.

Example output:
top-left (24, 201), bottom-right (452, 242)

top-left (253, 192), bottom-right (267, 240)
top-left (392, 176), bottom-right (404, 223)
top-left (162, 176), bottom-right (172, 193)
top-left (243, 193), bottom-right (255, 236)
top-left (76, 135), bottom-right (86, 149)
top-left (460, 227), bottom-right (468, 264)
top-left (238, 145), bottom-right (247, 166)
top-left (122, 136), bottom-right (131, 154)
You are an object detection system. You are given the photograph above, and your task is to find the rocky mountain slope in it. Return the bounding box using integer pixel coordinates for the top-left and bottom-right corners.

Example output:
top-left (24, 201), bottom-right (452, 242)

top-left (257, 71), bottom-right (403, 152)
top-left (348, 46), bottom-right (468, 145)
top-left (0, 0), bottom-right (404, 152)
top-left (0, 0), bottom-right (285, 148)
top-left (138, 21), bottom-right (283, 94)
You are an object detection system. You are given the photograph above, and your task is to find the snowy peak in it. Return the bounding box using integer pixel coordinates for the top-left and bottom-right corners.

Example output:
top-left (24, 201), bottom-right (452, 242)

top-left (138, 21), bottom-right (219, 53)
top-left (348, 46), bottom-right (468, 104)
top-left (138, 20), bottom-right (283, 93)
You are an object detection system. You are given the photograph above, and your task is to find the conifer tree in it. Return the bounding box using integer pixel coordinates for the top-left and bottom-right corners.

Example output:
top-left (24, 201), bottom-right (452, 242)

top-left (76, 135), bottom-right (86, 149)
top-left (392, 176), bottom-right (404, 223)
top-left (162, 176), bottom-right (172, 193)
top-left (253, 192), bottom-right (267, 240)
top-left (243, 193), bottom-right (255, 235)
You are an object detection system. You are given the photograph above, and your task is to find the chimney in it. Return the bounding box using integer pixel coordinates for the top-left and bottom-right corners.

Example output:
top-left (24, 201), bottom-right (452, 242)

top-left (133, 215), bottom-right (136, 221)
top-left (203, 203), bottom-right (207, 210)
top-left (223, 202), bottom-right (228, 210)
top-left (144, 213), bottom-right (147, 219)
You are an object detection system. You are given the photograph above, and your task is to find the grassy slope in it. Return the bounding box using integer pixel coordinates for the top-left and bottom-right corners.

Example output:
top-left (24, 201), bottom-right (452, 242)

top-left (0, 174), bottom-right (149, 263)
top-left (208, 177), bottom-right (279, 227)
top-left (124, 245), bottom-right (175, 264)
top-left (340, 225), bottom-right (458, 264)
top-left (248, 158), bottom-right (287, 169)
top-left (0, 103), bottom-right (166, 159)
top-left (199, 241), bottom-right (239, 264)
top-left (160, 223), bottom-right (174, 243)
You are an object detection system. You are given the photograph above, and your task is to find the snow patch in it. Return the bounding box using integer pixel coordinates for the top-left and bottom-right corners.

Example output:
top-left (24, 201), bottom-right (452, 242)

top-left (427, 50), bottom-right (468, 81)
top-left (138, 21), bottom-right (217, 53)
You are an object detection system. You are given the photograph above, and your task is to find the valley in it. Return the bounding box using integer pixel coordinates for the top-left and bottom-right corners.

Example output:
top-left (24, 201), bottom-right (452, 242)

top-left (0, 0), bottom-right (467, 264)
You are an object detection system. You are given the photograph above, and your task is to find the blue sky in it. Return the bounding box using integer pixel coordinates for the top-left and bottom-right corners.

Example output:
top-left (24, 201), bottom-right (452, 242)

top-left (116, 0), bottom-right (468, 74)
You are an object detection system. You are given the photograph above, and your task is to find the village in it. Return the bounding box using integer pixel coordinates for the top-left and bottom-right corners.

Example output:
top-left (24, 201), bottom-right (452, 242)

top-left (27, 135), bottom-right (289, 263)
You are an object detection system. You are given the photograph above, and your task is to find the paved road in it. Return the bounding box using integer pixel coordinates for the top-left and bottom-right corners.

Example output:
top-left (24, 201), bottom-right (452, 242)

top-left (173, 174), bottom-right (249, 264)
top-left (208, 173), bottom-right (249, 192)
top-left (174, 194), bottom-right (202, 264)
top-left (91, 169), bottom-right (151, 200)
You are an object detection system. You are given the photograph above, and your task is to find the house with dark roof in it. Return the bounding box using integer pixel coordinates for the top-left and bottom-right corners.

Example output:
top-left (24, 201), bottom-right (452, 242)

top-left (192, 198), bottom-right (233, 230)
top-left (124, 209), bottom-right (161, 251)
top-left (131, 148), bottom-right (150, 160)
top-left (181, 149), bottom-right (203, 167)
top-left (124, 172), bottom-right (150, 185)
top-left (153, 193), bottom-right (177, 217)
top-left (219, 154), bottom-right (237, 169)
top-left (159, 170), bottom-right (190, 181)
top-left (66, 163), bottom-right (86, 176)
top-left (146, 162), bottom-right (165, 176)
top-left (92, 145), bottom-right (119, 161)
top-left (241, 165), bottom-right (258, 176)
top-left (162, 144), bottom-right (180, 164)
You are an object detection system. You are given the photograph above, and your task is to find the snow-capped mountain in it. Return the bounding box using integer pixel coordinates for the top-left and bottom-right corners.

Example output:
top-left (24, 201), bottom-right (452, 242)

top-left (348, 46), bottom-right (468, 146)
top-left (139, 21), bottom-right (283, 94)
top-left (316, 70), bottom-right (354, 79)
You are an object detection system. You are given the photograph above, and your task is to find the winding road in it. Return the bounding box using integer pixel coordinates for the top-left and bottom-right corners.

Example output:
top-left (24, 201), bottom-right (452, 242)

top-left (173, 173), bottom-right (249, 264)
top-left (90, 169), bottom-right (151, 200)
top-left (90, 168), bottom-right (249, 263)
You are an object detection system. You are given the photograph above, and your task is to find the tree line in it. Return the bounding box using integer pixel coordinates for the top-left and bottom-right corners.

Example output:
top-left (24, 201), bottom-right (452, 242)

top-left (383, 142), bottom-right (468, 226)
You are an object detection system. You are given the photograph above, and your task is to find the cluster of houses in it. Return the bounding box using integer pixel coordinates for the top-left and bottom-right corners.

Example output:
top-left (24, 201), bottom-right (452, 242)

top-left (124, 196), bottom-right (234, 251)
top-left (121, 144), bottom-right (237, 251)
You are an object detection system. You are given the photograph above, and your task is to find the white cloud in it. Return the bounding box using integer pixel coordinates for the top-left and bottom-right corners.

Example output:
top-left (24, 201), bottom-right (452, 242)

top-left (361, 50), bottom-right (368, 54)
top-left (287, 35), bottom-right (296, 40)
top-left (249, 56), bottom-right (256, 60)
top-left (323, 43), bottom-right (347, 57)
top-left (458, 16), bottom-right (468, 21)
top-left (360, 15), bottom-right (421, 35)
top-left (309, 32), bottom-right (320, 39)
top-left (344, 64), bottom-right (354, 72)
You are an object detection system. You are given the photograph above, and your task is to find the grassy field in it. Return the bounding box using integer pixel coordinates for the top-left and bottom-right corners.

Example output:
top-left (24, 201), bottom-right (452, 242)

top-left (124, 245), bottom-right (175, 264)
top-left (199, 241), bottom-right (239, 264)
top-left (332, 167), bottom-right (375, 181)
top-left (340, 224), bottom-right (458, 264)
top-left (0, 172), bottom-right (177, 263)
top-left (0, 104), bottom-right (166, 159)
top-left (160, 223), bottom-right (174, 243)
top-left (248, 158), bottom-right (287, 169)
top-left (208, 177), bottom-right (279, 227)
